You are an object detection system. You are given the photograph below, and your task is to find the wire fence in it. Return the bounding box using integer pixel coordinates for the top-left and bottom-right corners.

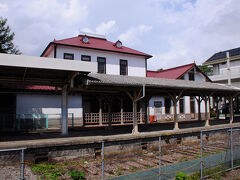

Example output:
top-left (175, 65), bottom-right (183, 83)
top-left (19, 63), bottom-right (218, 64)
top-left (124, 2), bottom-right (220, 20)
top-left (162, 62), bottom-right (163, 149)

top-left (1, 127), bottom-right (240, 179)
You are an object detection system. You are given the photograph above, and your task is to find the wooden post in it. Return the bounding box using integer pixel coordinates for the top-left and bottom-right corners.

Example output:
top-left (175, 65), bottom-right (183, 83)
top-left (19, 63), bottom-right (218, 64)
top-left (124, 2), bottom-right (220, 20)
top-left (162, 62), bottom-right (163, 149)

top-left (168, 90), bottom-right (183, 130)
top-left (140, 101), bottom-right (143, 123)
top-left (195, 96), bottom-right (203, 121)
top-left (203, 96), bottom-right (210, 126)
top-left (120, 98), bottom-right (124, 124)
top-left (125, 89), bottom-right (143, 134)
top-left (108, 99), bottom-right (112, 127)
top-left (99, 98), bottom-right (103, 125)
top-left (144, 97), bottom-right (151, 125)
top-left (132, 99), bottom-right (138, 134)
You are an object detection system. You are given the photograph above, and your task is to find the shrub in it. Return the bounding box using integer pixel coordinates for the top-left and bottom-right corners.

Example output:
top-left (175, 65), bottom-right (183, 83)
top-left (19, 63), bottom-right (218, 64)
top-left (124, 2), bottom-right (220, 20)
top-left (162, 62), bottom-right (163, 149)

top-left (175, 172), bottom-right (188, 180)
top-left (68, 170), bottom-right (85, 180)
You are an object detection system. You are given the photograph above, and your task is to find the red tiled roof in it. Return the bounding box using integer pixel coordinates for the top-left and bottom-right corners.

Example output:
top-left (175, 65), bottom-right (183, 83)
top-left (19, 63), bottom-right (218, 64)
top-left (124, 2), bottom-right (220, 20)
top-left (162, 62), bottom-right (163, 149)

top-left (41, 35), bottom-right (152, 58)
top-left (25, 85), bottom-right (60, 90)
top-left (147, 63), bottom-right (195, 79)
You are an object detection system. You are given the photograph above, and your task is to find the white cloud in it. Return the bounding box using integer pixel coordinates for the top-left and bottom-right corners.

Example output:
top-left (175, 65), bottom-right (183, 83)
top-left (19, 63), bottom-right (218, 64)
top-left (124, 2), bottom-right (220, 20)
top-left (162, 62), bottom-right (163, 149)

top-left (0, 3), bottom-right (8, 13)
top-left (118, 25), bottom-right (152, 46)
top-left (81, 20), bottom-right (117, 35)
top-left (0, 0), bottom-right (90, 56)
top-left (147, 0), bottom-right (240, 70)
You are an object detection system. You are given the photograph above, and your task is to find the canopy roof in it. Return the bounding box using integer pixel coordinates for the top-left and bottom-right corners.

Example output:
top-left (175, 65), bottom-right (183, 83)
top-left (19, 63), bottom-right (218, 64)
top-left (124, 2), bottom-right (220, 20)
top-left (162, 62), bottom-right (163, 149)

top-left (80, 73), bottom-right (240, 96)
top-left (0, 53), bottom-right (96, 86)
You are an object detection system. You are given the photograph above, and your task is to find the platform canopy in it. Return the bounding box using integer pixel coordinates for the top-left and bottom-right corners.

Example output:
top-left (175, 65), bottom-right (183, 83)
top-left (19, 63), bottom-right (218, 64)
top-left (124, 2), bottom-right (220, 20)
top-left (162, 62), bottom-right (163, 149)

top-left (77, 73), bottom-right (240, 96)
top-left (0, 53), bottom-right (97, 87)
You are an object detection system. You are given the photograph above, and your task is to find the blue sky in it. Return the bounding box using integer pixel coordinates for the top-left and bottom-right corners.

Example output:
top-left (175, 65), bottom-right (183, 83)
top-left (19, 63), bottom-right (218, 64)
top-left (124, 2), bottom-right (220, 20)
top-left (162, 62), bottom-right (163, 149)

top-left (1, 0), bottom-right (240, 70)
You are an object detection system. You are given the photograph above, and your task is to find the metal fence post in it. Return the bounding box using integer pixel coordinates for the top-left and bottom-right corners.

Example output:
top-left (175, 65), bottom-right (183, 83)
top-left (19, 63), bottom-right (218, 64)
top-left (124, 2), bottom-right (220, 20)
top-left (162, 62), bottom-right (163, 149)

top-left (20, 148), bottom-right (25, 180)
top-left (200, 131), bottom-right (203, 179)
top-left (230, 127), bottom-right (233, 169)
top-left (159, 136), bottom-right (161, 180)
top-left (102, 141), bottom-right (105, 180)
top-left (45, 114), bottom-right (49, 129)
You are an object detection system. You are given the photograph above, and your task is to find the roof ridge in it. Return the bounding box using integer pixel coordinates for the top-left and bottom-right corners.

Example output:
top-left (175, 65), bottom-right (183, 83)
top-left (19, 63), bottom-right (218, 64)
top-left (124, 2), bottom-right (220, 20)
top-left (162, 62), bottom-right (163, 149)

top-left (150, 63), bottom-right (195, 73)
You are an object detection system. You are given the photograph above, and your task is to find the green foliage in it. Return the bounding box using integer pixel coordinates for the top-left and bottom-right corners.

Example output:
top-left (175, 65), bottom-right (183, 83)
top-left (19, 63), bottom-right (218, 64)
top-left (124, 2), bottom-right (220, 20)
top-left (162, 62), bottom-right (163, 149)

top-left (188, 171), bottom-right (200, 180)
top-left (68, 170), bottom-right (85, 180)
top-left (157, 68), bottom-right (163, 71)
top-left (198, 65), bottom-right (212, 75)
top-left (175, 172), bottom-right (188, 180)
top-left (31, 163), bottom-right (66, 180)
top-left (0, 16), bottom-right (21, 54)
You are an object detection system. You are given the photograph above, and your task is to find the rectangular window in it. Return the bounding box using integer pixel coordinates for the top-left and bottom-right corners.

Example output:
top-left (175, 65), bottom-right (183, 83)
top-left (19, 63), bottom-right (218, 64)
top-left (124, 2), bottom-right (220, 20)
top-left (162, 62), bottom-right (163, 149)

top-left (81, 55), bottom-right (91, 61)
top-left (179, 97), bottom-right (184, 114)
top-left (190, 96), bottom-right (195, 114)
top-left (63, 53), bottom-right (74, 60)
top-left (97, 57), bottom-right (106, 74)
top-left (165, 98), bottom-right (171, 114)
top-left (188, 69), bottom-right (195, 81)
top-left (120, 60), bottom-right (128, 75)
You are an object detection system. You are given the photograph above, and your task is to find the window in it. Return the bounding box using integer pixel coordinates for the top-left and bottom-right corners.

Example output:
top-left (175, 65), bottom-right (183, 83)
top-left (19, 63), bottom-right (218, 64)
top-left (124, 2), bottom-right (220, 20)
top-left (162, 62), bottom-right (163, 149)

top-left (81, 55), bottom-right (91, 61)
top-left (165, 98), bottom-right (171, 114)
top-left (188, 69), bottom-right (195, 81)
top-left (120, 60), bottom-right (128, 75)
top-left (97, 57), bottom-right (106, 74)
top-left (179, 97), bottom-right (184, 114)
top-left (63, 53), bottom-right (74, 60)
top-left (190, 96), bottom-right (195, 114)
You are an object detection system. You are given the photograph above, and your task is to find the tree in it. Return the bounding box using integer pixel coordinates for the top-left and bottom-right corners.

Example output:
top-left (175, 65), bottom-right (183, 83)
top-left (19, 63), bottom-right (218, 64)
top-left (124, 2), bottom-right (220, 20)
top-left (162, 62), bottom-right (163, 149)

top-left (157, 68), bottom-right (163, 71)
top-left (198, 65), bottom-right (212, 75)
top-left (0, 17), bottom-right (21, 54)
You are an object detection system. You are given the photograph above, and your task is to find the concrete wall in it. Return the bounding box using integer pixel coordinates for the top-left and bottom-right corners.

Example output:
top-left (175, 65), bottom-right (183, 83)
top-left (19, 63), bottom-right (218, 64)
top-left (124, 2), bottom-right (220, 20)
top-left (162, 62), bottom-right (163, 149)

top-left (54, 45), bottom-right (146, 77)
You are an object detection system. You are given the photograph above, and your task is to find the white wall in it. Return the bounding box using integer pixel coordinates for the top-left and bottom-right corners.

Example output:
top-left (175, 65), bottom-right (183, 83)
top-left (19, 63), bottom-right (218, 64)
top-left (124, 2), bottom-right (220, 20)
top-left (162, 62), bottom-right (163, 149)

top-left (16, 94), bottom-right (83, 118)
top-left (55, 45), bottom-right (146, 77)
top-left (149, 67), bottom-right (208, 117)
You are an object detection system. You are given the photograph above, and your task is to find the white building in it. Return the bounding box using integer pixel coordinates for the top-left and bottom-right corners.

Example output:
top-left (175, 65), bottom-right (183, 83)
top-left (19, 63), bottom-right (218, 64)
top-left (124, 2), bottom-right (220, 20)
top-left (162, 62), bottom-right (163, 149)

top-left (147, 63), bottom-right (211, 122)
top-left (15, 33), bottom-right (152, 127)
top-left (203, 47), bottom-right (240, 113)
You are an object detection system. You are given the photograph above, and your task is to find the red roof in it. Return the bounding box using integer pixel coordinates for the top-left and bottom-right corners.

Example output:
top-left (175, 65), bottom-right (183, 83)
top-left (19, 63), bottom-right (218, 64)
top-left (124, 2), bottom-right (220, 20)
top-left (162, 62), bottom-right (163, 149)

top-left (147, 63), bottom-right (196, 79)
top-left (41, 35), bottom-right (152, 58)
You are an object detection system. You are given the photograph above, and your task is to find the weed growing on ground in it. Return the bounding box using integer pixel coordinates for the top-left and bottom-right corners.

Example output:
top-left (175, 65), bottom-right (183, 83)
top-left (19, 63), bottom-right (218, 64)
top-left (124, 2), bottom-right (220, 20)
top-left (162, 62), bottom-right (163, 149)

top-left (68, 170), bottom-right (85, 180)
top-left (31, 162), bottom-right (66, 179)
top-left (175, 172), bottom-right (188, 180)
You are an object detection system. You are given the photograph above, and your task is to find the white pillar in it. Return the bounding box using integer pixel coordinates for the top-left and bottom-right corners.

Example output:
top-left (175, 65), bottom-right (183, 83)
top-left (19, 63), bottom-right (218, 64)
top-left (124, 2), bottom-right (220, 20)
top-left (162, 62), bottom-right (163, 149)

top-left (132, 101), bottom-right (139, 134)
top-left (61, 85), bottom-right (68, 135)
top-left (204, 98), bottom-right (209, 126)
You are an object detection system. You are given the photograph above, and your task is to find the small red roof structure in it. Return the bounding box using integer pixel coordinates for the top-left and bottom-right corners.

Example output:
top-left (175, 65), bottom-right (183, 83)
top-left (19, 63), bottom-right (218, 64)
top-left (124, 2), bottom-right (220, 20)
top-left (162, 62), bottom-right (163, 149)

top-left (147, 63), bottom-right (211, 81)
top-left (41, 35), bottom-right (152, 59)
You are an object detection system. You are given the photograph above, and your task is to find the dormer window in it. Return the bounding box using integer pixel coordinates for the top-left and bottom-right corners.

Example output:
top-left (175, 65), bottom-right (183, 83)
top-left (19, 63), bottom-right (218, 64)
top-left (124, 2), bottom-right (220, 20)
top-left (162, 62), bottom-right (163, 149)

top-left (82, 35), bottom-right (89, 43)
top-left (115, 40), bottom-right (122, 48)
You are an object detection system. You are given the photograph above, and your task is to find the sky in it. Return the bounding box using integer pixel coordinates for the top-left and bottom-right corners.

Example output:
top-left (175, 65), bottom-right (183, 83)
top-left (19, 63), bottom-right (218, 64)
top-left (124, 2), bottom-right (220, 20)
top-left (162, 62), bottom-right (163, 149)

top-left (0, 0), bottom-right (240, 70)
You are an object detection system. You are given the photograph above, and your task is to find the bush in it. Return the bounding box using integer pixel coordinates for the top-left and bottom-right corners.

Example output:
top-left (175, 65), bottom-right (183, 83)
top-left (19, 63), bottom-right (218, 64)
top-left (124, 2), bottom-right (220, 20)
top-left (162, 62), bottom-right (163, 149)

top-left (68, 170), bottom-right (85, 180)
top-left (175, 172), bottom-right (188, 180)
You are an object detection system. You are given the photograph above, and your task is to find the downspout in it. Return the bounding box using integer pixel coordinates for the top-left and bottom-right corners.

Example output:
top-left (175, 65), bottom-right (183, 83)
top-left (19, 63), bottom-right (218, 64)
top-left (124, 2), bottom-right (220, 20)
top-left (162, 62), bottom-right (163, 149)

top-left (227, 51), bottom-right (231, 86)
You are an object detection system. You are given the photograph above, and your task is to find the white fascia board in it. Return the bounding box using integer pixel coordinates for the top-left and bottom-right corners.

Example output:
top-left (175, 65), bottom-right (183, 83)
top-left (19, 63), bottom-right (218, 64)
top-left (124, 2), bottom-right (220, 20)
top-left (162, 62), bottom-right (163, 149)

top-left (0, 53), bottom-right (97, 73)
